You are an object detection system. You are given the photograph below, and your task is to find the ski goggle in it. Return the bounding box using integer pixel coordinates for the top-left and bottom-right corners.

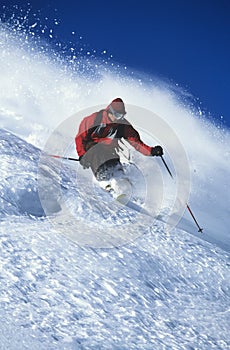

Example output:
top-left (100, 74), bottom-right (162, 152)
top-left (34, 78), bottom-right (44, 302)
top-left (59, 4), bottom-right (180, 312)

top-left (109, 105), bottom-right (126, 120)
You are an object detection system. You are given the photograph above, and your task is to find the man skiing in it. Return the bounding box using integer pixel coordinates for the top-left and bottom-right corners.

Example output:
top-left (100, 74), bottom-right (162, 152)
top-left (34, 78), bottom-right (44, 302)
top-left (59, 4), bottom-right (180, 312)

top-left (75, 98), bottom-right (163, 182)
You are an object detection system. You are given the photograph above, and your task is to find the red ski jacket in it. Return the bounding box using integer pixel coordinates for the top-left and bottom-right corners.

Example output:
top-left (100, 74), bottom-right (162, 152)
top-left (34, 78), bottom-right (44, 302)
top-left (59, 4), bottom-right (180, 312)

top-left (75, 109), bottom-right (152, 157)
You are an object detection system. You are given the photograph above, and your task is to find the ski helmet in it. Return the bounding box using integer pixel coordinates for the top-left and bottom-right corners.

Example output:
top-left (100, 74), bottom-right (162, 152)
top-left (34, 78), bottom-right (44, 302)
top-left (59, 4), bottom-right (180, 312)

top-left (108, 98), bottom-right (126, 120)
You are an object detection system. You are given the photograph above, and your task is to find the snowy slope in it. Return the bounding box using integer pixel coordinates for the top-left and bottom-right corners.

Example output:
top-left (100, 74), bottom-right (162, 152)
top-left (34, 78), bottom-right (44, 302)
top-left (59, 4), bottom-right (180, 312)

top-left (1, 125), bottom-right (230, 350)
top-left (0, 19), bottom-right (230, 350)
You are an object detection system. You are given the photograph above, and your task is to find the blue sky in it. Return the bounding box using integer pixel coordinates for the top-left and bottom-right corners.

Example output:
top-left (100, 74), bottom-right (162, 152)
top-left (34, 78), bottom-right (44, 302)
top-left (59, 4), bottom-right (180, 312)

top-left (1, 0), bottom-right (230, 128)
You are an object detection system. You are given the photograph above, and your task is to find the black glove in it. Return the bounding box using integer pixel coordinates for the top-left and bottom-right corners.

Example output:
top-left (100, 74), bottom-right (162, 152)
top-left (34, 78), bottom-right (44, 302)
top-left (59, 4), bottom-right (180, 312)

top-left (151, 145), bottom-right (163, 157)
top-left (79, 154), bottom-right (91, 169)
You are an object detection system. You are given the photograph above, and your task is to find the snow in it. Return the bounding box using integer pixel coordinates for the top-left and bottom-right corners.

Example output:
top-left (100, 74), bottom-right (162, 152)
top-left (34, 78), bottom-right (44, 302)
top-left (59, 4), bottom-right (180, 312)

top-left (0, 20), bottom-right (230, 350)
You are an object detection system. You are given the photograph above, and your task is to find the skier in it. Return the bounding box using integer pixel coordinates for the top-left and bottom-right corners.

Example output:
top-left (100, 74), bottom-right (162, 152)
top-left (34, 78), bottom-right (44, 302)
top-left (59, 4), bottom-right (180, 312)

top-left (75, 98), bottom-right (163, 182)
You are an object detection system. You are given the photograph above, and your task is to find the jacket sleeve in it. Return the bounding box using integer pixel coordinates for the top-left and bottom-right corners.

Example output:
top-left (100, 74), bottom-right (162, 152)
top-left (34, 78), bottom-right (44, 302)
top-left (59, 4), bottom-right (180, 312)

top-left (123, 123), bottom-right (152, 156)
top-left (75, 117), bottom-right (91, 157)
top-left (75, 112), bottom-right (106, 156)
top-left (75, 113), bottom-right (96, 157)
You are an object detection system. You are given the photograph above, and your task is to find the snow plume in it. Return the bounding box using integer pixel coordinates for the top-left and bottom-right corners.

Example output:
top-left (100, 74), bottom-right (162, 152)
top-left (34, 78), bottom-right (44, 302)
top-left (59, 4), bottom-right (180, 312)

top-left (0, 12), bottom-right (230, 350)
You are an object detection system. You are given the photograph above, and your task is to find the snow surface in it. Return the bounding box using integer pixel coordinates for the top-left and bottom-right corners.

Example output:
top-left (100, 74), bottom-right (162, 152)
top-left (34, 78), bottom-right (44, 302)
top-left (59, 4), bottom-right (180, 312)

top-left (0, 18), bottom-right (230, 350)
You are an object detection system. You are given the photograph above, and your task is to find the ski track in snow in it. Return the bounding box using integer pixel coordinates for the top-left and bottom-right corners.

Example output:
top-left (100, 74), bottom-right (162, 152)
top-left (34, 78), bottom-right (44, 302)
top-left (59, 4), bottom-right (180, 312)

top-left (0, 20), bottom-right (230, 349)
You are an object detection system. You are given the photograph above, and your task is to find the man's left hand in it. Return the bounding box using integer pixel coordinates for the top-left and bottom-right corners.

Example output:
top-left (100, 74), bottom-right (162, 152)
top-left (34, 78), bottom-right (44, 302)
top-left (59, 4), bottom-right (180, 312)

top-left (151, 145), bottom-right (163, 157)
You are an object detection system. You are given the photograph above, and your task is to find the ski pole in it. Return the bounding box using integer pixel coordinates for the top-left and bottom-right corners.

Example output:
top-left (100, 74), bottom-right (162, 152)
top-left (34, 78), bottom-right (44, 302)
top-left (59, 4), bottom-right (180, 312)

top-left (186, 204), bottom-right (203, 233)
top-left (49, 154), bottom-right (79, 161)
top-left (160, 156), bottom-right (203, 233)
top-left (160, 156), bottom-right (173, 179)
